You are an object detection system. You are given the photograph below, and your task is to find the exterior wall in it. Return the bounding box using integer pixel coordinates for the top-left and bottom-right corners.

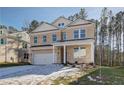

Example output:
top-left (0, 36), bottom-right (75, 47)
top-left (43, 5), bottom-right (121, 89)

top-left (31, 30), bottom-right (61, 46)
top-left (0, 40), bottom-right (18, 62)
top-left (33, 22), bottom-right (58, 32)
top-left (0, 31), bottom-right (30, 63)
top-left (52, 17), bottom-right (72, 27)
top-left (67, 45), bottom-right (92, 63)
top-left (0, 28), bottom-right (8, 36)
top-left (62, 23), bottom-right (95, 39)
top-left (31, 22), bottom-right (95, 47)
top-left (56, 45), bottom-right (92, 64)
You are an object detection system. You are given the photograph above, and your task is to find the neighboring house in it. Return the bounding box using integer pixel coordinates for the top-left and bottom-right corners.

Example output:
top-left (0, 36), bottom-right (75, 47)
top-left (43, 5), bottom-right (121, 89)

top-left (30, 16), bottom-right (95, 65)
top-left (0, 28), bottom-right (30, 63)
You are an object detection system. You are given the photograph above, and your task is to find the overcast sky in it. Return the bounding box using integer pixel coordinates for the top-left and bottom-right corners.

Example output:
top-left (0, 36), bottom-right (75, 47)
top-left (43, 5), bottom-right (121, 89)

top-left (0, 7), bottom-right (124, 30)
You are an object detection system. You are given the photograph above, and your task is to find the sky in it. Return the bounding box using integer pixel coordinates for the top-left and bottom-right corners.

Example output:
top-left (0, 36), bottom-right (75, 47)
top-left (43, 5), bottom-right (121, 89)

top-left (0, 7), bottom-right (124, 30)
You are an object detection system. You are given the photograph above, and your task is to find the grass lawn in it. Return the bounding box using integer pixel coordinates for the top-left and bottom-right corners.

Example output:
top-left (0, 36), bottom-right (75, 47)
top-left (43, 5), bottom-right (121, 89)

top-left (70, 66), bottom-right (124, 85)
top-left (53, 66), bottom-right (124, 85)
top-left (0, 62), bottom-right (31, 68)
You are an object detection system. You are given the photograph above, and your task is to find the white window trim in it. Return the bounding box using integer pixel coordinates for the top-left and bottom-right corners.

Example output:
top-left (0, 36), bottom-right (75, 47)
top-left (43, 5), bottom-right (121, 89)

top-left (73, 30), bottom-right (79, 39)
top-left (52, 33), bottom-right (57, 42)
top-left (62, 32), bottom-right (67, 40)
top-left (73, 47), bottom-right (86, 58)
top-left (80, 29), bottom-right (85, 38)
top-left (58, 23), bottom-right (65, 28)
top-left (34, 36), bottom-right (38, 44)
top-left (73, 29), bottom-right (85, 39)
top-left (42, 35), bottom-right (47, 44)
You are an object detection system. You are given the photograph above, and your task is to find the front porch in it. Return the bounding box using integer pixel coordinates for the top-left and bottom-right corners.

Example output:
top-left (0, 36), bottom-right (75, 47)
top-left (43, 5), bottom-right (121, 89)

top-left (52, 39), bottom-right (95, 64)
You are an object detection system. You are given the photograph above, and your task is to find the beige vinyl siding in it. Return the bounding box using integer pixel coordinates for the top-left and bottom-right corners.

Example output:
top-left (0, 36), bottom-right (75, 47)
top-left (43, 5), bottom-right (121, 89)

top-left (62, 23), bottom-right (95, 40)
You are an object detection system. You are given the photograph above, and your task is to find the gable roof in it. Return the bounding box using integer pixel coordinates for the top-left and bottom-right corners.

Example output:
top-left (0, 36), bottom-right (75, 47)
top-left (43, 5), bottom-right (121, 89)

top-left (52, 16), bottom-right (72, 24)
top-left (32, 21), bottom-right (59, 33)
top-left (67, 18), bottom-right (93, 27)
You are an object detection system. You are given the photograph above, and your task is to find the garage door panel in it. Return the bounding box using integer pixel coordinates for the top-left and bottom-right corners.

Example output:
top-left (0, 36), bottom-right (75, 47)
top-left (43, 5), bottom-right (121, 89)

top-left (33, 53), bottom-right (54, 65)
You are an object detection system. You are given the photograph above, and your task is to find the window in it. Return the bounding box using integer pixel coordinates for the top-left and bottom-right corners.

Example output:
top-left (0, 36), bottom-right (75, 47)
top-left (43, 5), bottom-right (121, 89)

top-left (62, 32), bottom-right (67, 40)
top-left (62, 23), bottom-right (64, 26)
top-left (79, 47), bottom-right (86, 57)
top-left (58, 23), bottom-right (61, 26)
top-left (24, 53), bottom-right (29, 59)
top-left (74, 30), bottom-right (79, 39)
top-left (1, 39), bottom-right (4, 44)
top-left (73, 29), bottom-right (85, 39)
top-left (58, 23), bottom-right (65, 28)
top-left (0, 31), bottom-right (2, 34)
top-left (34, 36), bottom-right (37, 44)
top-left (42, 35), bottom-right (47, 43)
top-left (24, 53), bottom-right (26, 59)
top-left (52, 34), bottom-right (57, 42)
top-left (80, 29), bottom-right (85, 38)
top-left (74, 47), bottom-right (86, 58)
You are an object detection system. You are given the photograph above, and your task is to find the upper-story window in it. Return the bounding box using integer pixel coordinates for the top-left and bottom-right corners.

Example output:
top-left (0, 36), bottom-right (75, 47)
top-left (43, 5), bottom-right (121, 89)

top-left (74, 30), bottom-right (79, 39)
top-left (62, 32), bottom-right (67, 40)
top-left (42, 35), bottom-right (47, 43)
top-left (58, 24), bottom-right (61, 26)
top-left (73, 29), bottom-right (85, 39)
top-left (58, 23), bottom-right (64, 28)
top-left (0, 31), bottom-right (2, 34)
top-left (52, 34), bottom-right (57, 42)
top-left (34, 36), bottom-right (38, 44)
top-left (80, 29), bottom-right (85, 38)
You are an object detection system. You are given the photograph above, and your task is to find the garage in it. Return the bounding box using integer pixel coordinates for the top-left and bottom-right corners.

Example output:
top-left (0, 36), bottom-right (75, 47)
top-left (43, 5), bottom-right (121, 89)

top-left (33, 53), bottom-right (54, 65)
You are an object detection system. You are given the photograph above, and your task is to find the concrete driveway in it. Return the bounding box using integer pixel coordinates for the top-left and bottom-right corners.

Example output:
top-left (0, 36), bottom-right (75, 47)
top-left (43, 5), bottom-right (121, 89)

top-left (0, 64), bottom-right (80, 85)
top-left (0, 65), bottom-right (37, 79)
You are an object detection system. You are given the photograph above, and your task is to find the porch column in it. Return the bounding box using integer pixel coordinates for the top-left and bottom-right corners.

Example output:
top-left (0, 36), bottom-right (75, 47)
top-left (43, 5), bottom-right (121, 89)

top-left (91, 42), bottom-right (94, 63)
top-left (53, 45), bottom-right (55, 63)
top-left (63, 45), bottom-right (66, 64)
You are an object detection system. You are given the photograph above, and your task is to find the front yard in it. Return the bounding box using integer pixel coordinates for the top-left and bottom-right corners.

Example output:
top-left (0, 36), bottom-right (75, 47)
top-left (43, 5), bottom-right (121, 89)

top-left (70, 66), bottom-right (124, 85)
top-left (0, 64), bottom-right (124, 85)
top-left (54, 66), bottom-right (124, 85)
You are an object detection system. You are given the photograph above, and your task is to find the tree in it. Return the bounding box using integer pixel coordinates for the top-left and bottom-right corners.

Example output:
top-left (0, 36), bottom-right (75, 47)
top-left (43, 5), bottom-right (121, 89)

top-left (68, 8), bottom-right (88, 21)
top-left (122, 12), bottom-right (124, 65)
top-left (99, 7), bottom-right (108, 65)
top-left (28, 20), bottom-right (39, 33)
top-left (107, 10), bottom-right (113, 66)
top-left (79, 8), bottom-right (87, 19)
top-left (111, 16), bottom-right (116, 66)
top-left (68, 16), bottom-right (74, 21)
top-left (94, 20), bottom-right (99, 65)
top-left (114, 12), bottom-right (123, 65)
top-left (97, 8), bottom-right (124, 66)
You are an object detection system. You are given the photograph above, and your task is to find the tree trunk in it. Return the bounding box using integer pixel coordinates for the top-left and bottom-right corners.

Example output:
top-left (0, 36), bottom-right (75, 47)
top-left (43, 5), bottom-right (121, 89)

top-left (94, 20), bottom-right (98, 65)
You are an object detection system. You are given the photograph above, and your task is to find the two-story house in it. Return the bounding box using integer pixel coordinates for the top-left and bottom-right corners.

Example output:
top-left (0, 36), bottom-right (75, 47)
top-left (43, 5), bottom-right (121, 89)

top-left (30, 16), bottom-right (95, 65)
top-left (0, 28), bottom-right (30, 63)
